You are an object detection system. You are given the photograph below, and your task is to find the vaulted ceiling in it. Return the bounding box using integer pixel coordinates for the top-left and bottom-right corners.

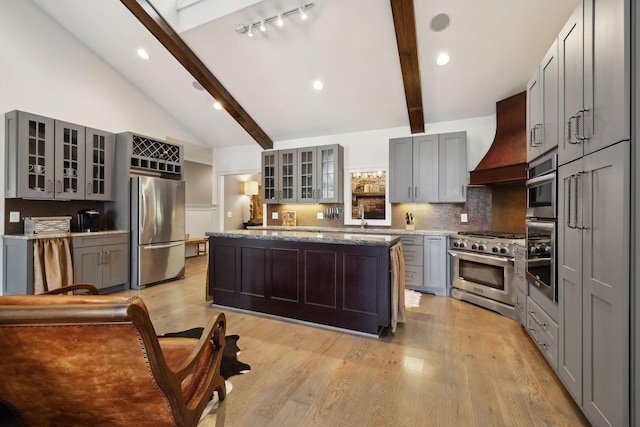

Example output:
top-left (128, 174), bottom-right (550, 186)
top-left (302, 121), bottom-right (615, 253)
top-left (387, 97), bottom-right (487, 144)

top-left (32, 0), bottom-right (580, 150)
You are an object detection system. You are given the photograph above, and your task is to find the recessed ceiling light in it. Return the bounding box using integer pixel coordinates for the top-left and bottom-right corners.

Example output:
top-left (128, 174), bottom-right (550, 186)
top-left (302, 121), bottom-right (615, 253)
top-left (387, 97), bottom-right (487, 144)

top-left (312, 79), bottom-right (324, 91)
top-left (436, 53), bottom-right (450, 66)
top-left (430, 13), bottom-right (450, 32)
top-left (213, 101), bottom-right (223, 110)
top-left (137, 48), bottom-right (149, 60)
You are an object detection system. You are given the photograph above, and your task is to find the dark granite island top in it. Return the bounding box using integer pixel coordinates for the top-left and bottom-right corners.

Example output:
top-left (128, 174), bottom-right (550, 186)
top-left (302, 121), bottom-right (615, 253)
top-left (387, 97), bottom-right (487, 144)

top-left (206, 230), bottom-right (402, 335)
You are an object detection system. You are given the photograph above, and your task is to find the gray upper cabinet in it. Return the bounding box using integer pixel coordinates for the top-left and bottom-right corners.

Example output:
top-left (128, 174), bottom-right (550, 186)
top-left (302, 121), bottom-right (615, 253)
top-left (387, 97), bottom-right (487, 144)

top-left (389, 137), bottom-right (413, 202)
top-left (527, 39), bottom-right (559, 162)
top-left (558, 0), bottom-right (630, 166)
top-left (263, 145), bottom-right (343, 205)
top-left (389, 132), bottom-right (466, 203)
top-left (5, 110), bottom-right (115, 201)
top-left (261, 149), bottom-right (297, 204)
top-left (297, 144), bottom-right (344, 204)
top-left (438, 132), bottom-right (467, 202)
top-left (85, 127), bottom-right (115, 201)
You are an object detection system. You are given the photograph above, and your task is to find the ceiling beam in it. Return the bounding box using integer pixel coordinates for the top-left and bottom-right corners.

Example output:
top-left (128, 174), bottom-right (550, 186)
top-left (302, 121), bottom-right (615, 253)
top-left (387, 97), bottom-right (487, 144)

top-left (390, 0), bottom-right (425, 134)
top-left (120, 0), bottom-right (274, 150)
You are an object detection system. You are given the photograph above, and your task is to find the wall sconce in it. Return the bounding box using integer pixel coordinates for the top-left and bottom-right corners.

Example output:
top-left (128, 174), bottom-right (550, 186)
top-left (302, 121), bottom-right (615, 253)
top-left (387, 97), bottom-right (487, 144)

top-left (242, 181), bottom-right (259, 196)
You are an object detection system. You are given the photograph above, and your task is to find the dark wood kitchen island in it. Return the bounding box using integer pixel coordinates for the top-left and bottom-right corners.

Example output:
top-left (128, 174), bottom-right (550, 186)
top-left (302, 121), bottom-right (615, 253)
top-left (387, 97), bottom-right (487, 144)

top-left (206, 230), bottom-right (401, 335)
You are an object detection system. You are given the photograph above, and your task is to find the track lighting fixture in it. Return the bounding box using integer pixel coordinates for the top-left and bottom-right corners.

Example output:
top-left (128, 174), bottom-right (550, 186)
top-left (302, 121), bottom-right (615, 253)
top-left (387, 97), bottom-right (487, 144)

top-left (236, 3), bottom-right (314, 36)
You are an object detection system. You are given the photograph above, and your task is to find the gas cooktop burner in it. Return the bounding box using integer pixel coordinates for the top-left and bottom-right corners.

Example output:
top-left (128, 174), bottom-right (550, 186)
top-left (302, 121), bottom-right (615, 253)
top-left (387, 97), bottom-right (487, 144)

top-left (457, 231), bottom-right (526, 239)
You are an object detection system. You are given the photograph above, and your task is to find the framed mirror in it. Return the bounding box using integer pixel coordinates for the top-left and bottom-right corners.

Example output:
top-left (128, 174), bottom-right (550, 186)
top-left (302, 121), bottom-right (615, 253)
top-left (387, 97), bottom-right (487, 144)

top-left (344, 168), bottom-right (391, 226)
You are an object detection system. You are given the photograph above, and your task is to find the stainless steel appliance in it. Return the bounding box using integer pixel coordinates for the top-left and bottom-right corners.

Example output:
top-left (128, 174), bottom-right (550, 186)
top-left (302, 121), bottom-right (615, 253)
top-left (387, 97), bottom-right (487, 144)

top-left (449, 231), bottom-right (525, 318)
top-left (526, 151), bottom-right (557, 218)
top-left (130, 176), bottom-right (185, 289)
top-left (525, 220), bottom-right (556, 301)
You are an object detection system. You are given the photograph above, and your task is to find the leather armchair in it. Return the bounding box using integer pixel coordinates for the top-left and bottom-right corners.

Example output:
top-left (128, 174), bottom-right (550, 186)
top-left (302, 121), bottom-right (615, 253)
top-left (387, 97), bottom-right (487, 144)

top-left (0, 294), bottom-right (226, 426)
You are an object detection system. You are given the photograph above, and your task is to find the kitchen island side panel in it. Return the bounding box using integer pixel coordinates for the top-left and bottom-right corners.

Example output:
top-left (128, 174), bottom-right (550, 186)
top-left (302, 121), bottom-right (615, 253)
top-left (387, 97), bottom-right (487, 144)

top-left (208, 236), bottom-right (393, 334)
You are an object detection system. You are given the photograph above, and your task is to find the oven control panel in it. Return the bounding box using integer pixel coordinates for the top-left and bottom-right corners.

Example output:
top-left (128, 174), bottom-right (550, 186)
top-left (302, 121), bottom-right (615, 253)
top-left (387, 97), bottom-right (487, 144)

top-left (450, 235), bottom-right (524, 257)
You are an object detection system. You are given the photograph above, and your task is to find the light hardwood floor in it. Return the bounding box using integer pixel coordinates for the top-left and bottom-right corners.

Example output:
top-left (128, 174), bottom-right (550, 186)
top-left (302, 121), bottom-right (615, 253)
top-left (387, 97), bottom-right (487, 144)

top-left (118, 255), bottom-right (589, 427)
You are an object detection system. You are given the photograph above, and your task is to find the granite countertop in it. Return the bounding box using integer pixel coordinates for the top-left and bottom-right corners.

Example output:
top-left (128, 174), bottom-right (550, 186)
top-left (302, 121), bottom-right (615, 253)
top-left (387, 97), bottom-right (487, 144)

top-left (207, 229), bottom-right (401, 246)
top-left (2, 230), bottom-right (129, 240)
top-left (246, 225), bottom-right (456, 237)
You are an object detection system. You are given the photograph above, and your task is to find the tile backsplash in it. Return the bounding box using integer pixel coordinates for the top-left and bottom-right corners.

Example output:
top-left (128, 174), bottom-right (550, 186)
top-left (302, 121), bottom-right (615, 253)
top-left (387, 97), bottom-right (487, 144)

top-left (4, 199), bottom-right (105, 235)
top-left (264, 183), bottom-right (526, 232)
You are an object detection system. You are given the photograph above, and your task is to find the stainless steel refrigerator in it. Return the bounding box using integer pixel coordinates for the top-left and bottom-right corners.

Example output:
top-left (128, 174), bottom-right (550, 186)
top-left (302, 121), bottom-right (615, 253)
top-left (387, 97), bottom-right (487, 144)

top-left (130, 176), bottom-right (185, 289)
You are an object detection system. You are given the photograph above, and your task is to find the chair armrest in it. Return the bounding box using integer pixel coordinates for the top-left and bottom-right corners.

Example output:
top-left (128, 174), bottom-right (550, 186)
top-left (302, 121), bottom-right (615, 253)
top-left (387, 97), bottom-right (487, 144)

top-left (172, 312), bottom-right (226, 381)
top-left (41, 283), bottom-right (100, 295)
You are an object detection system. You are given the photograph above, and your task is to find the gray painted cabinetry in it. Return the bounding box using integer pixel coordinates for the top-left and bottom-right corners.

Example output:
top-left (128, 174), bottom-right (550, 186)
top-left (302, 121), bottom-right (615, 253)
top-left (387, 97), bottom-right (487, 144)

top-left (389, 132), bottom-right (466, 203)
top-left (4, 111), bottom-right (115, 201)
top-left (400, 234), bottom-right (448, 296)
top-left (71, 233), bottom-right (129, 290)
top-left (557, 142), bottom-right (630, 427)
top-left (512, 243), bottom-right (527, 326)
top-left (262, 145), bottom-right (343, 205)
top-left (526, 39), bottom-right (559, 162)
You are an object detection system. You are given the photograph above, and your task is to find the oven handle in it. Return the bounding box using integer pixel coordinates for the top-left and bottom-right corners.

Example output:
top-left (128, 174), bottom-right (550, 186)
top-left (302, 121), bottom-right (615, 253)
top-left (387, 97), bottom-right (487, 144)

top-left (526, 172), bottom-right (555, 187)
top-left (448, 250), bottom-right (514, 266)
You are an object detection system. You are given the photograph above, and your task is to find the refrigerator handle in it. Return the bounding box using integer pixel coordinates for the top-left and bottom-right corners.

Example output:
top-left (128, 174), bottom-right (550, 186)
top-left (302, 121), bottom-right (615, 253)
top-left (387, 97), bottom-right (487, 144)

top-left (140, 185), bottom-right (146, 233)
top-left (142, 242), bottom-right (184, 250)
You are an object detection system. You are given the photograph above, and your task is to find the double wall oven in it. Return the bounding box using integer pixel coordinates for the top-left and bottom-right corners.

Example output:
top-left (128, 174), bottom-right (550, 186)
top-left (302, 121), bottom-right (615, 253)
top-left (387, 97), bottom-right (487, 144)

top-left (525, 150), bottom-right (557, 302)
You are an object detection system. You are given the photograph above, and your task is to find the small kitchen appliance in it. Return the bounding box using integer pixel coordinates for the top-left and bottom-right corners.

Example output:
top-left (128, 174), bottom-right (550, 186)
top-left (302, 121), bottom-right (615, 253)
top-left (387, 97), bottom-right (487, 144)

top-left (77, 209), bottom-right (100, 232)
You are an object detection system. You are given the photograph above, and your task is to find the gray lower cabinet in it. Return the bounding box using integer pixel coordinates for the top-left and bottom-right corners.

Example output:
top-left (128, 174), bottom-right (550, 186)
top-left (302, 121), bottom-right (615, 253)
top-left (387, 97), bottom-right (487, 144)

top-left (401, 234), bottom-right (447, 296)
top-left (399, 235), bottom-right (423, 288)
top-left (2, 238), bottom-right (36, 295)
top-left (512, 243), bottom-right (527, 326)
top-left (527, 297), bottom-right (559, 371)
top-left (557, 141), bottom-right (629, 426)
top-left (389, 132), bottom-right (466, 203)
top-left (71, 233), bottom-right (129, 290)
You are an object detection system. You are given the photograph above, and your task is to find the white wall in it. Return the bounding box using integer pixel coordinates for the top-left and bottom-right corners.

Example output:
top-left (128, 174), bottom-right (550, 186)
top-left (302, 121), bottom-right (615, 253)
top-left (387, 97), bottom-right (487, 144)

top-left (0, 1), bottom-right (211, 284)
top-left (211, 116), bottom-right (497, 214)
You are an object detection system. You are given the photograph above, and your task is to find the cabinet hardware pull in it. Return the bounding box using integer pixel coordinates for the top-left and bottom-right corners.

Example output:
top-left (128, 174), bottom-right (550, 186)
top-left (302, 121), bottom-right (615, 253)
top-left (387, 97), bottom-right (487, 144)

top-left (576, 171), bottom-right (589, 230)
top-left (528, 310), bottom-right (547, 327)
top-left (532, 124), bottom-right (543, 146)
top-left (527, 328), bottom-right (546, 346)
top-left (46, 179), bottom-right (54, 194)
top-left (104, 251), bottom-right (110, 264)
top-left (567, 115), bottom-right (579, 144)
top-left (566, 175), bottom-right (573, 228)
top-left (414, 186), bottom-right (418, 199)
top-left (87, 182), bottom-right (92, 195)
top-left (408, 187), bottom-right (411, 199)
top-left (577, 108), bottom-right (590, 141)
top-left (97, 252), bottom-right (102, 266)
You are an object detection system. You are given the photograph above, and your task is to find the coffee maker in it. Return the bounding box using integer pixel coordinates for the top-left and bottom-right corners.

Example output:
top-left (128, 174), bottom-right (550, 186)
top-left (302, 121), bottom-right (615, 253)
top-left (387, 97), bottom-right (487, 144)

top-left (77, 209), bottom-right (100, 232)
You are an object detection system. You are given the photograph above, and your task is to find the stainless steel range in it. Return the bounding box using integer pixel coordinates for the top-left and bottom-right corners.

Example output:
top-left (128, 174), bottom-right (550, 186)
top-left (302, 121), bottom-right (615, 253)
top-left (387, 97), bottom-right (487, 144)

top-left (448, 231), bottom-right (525, 318)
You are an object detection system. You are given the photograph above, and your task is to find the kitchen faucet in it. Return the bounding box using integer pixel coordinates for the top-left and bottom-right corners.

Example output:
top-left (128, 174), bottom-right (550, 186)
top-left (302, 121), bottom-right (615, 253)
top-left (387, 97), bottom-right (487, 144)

top-left (358, 205), bottom-right (366, 229)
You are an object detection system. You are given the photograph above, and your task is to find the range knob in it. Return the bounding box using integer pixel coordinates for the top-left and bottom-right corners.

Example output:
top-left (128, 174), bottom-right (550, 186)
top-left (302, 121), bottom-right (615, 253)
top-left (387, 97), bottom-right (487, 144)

top-left (544, 246), bottom-right (552, 253)
top-left (492, 247), bottom-right (499, 253)
top-left (453, 242), bottom-right (459, 247)
top-left (471, 244), bottom-right (478, 250)
top-left (500, 247), bottom-right (508, 254)
top-left (459, 242), bottom-right (467, 249)
top-left (478, 245), bottom-right (486, 251)
top-left (530, 247), bottom-right (539, 254)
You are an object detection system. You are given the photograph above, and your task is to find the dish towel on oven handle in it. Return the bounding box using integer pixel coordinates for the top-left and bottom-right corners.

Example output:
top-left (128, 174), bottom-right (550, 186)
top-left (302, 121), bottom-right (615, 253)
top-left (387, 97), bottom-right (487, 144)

top-left (390, 242), bottom-right (406, 333)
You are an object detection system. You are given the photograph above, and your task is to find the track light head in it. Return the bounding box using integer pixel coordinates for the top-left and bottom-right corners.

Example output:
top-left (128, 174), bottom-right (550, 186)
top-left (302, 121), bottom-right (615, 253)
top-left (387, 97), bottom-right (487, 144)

top-left (299, 7), bottom-right (307, 20)
top-left (259, 20), bottom-right (266, 32)
top-left (247, 24), bottom-right (253, 37)
top-left (277, 13), bottom-right (284, 27)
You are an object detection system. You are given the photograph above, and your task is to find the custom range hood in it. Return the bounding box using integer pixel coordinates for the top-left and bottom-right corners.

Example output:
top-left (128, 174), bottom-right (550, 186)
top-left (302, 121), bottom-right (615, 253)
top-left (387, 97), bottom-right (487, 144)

top-left (469, 91), bottom-right (527, 185)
